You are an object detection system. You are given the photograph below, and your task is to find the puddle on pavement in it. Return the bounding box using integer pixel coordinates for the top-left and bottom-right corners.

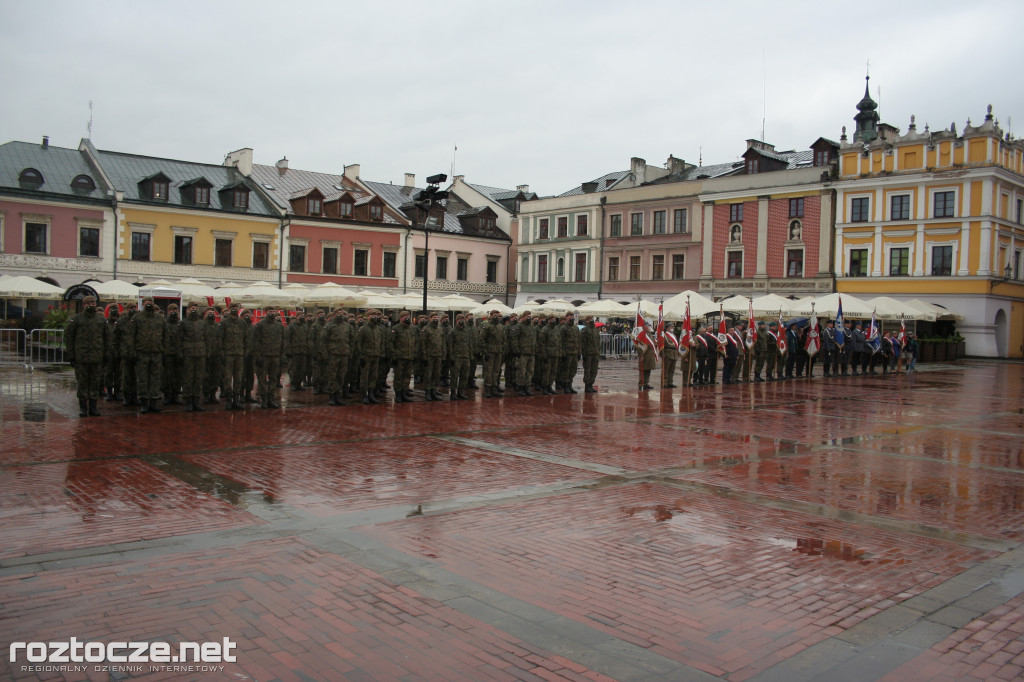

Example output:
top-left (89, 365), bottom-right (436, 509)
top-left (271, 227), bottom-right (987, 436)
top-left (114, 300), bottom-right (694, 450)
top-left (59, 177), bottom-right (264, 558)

top-left (23, 401), bottom-right (48, 421)
top-left (145, 455), bottom-right (259, 509)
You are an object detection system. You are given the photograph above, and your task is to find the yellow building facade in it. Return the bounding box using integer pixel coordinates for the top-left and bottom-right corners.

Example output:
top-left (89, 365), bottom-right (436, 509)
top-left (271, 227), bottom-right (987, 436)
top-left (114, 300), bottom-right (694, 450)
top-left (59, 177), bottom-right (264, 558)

top-left (835, 98), bottom-right (1024, 358)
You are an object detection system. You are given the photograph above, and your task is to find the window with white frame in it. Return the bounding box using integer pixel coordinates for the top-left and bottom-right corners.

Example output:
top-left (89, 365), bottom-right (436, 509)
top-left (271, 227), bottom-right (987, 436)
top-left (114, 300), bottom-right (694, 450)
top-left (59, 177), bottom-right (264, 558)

top-left (933, 190), bottom-right (956, 218)
top-left (673, 208), bottom-right (688, 234)
top-left (726, 249), bottom-right (743, 278)
top-left (890, 194), bottom-right (910, 221)
top-left (786, 248), bottom-right (804, 278)
top-left (848, 247), bottom-right (869, 277)
top-left (888, 246), bottom-right (910, 276)
top-left (78, 222), bottom-right (100, 258)
top-left (850, 196), bottom-right (870, 222)
top-left (930, 244), bottom-right (954, 276)
top-left (322, 244), bottom-right (339, 274)
top-left (252, 238), bottom-right (271, 269)
top-left (354, 248), bottom-right (370, 276)
top-left (382, 250), bottom-right (397, 278)
top-left (23, 219), bottom-right (48, 254)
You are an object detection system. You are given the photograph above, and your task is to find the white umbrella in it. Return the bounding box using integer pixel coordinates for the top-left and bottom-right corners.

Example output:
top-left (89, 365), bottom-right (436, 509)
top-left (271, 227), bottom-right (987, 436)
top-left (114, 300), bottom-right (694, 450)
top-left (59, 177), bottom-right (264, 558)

top-left (576, 300), bottom-right (631, 318)
top-left (865, 296), bottom-right (928, 321)
top-left (470, 299), bottom-right (513, 316)
top-left (147, 279), bottom-right (174, 287)
top-left (748, 294), bottom-right (801, 316)
top-left (787, 293), bottom-right (874, 318)
top-left (233, 281), bottom-right (296, 307)
top-left (93, 279), bottom-right (142, 303)
top-left (904, 298), bottom-right (962, 321)
top-left (0, 276), bottom-right (63, 300)
top-left (441, 294), bottom-right (478, 311)
top-left (662, 290), bottom-right (718, 318)
top-left (532, 298), bottom-right (577, 315)
top-left (172, 278), bottom-right (221, 305)
top-left (304, 282), bottom-right (367, 308)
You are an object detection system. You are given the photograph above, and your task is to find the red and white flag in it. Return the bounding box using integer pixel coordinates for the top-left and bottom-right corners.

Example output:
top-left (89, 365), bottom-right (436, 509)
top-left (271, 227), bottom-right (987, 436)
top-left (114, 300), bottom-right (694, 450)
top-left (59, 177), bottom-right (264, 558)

top-left (632, 302), bottom-right (659, 362)
top-left (805, 309), bottom-right (820, 357)
top-left (656, 303), bottom-right (665, 352)
top-left (717, 304), bottom-right (728, 351)
top-left (898, 318), bottom-right (907, 347)
top-left (777, 310), bottom-right (788, 355)
top-left (680, 299), bottom-right (693, 348)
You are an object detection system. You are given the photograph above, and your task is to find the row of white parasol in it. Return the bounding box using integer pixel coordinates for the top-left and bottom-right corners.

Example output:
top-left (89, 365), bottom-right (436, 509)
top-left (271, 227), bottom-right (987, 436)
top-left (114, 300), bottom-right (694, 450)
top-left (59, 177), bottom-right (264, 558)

top-left (0, 275), bottom-right (959, 321)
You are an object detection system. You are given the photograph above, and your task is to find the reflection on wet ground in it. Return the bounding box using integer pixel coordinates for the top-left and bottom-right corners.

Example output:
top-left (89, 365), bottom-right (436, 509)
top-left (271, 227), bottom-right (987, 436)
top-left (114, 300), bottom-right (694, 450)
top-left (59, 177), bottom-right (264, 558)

top-left (1, 359), bottom-right (1022, 681)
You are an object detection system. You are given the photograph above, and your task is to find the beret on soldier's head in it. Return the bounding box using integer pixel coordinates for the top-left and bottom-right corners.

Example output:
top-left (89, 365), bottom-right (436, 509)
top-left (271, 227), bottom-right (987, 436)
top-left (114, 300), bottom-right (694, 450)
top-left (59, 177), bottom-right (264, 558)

top-left (757, 320), bottom-right (766, 326)
top-left (142, 297), bottom-right (154, 304)
top-left (366, 308), bottom-right (381, 315)
top-left (82, 295), bottom-right (96, 304)
top-left (490, 309), bottom-right (500, 315)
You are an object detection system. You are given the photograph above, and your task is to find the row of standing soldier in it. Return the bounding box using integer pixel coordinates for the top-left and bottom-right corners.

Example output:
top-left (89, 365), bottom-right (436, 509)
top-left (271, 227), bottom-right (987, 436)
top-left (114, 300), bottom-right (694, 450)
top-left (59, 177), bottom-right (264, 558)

top-left (633, 318), bottom-right (917, 390)
top-left (65, 297), bottom-right (603, 417)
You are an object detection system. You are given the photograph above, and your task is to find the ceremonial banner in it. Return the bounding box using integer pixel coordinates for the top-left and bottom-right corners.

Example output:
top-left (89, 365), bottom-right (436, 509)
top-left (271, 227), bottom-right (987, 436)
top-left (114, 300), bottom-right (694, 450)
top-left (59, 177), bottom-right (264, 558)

top-left (867, 309), bottom-right (881, 354)
top-left (777, 311), bottom-right (787, 355)
top-left (632, 303), bottom-right (659, 362)
top-left (805, 310), bottom-right (820, 357)
top-left (834, 296), bottom-right (846, 348)
top-left (746, 299), bottom-right (756, 349)
top-left (717, 305), bottom-right (728, 350)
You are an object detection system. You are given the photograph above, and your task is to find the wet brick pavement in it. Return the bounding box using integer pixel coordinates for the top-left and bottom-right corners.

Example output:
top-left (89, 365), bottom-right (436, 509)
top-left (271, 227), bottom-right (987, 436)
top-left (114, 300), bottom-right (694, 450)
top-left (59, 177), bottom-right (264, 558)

top-left (1, 359), bottom-right (1023, 681)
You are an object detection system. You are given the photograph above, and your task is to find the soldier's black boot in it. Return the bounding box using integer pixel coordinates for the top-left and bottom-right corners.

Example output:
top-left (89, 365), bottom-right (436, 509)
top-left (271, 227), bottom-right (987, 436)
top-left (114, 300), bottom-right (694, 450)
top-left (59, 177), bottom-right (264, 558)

top-left (186, 397), bottom-right (195, 412)
top-left (394, 392), bottom-right (404, 403)
top-left (79, 399), bottom-right (88, 418)
top-left (450, 390), bottom-right (459, 400)
top-left (495, 384), bottom-right (505, 393)
top-left (139, 400), bottom-right (150, 414)
top-left (483, 386), bottom-right (493, 398)
top-left (567, 383), bottom-right (578, 394)
top-left (362, 392), bottom-right (371, 405)
top-left (105, 391), bottom-right (115, 402)
top-left (403, 390), bottom-right (415, 401)
top-left (328, 392), bottom-right (339, 406)
top-left (149, 399), bottom-right (162, 413)
top-left (457, 390), bottom-right (469, 400)
top-left (523, 386), bottom-right (535, 396)
top-left (193, 397), bottom-right (205, 412)
top-left (88, 399), bottom-right (101, 417)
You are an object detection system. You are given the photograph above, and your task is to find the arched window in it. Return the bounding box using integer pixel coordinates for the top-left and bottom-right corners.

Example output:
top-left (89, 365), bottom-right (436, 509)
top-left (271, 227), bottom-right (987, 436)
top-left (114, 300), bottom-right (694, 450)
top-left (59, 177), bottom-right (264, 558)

top-left (556, 257), bottom-right (565, 278)
top-left (19, 168), bottom-right (43, 185)
top-left (71, 174), bottom-right (96, 191)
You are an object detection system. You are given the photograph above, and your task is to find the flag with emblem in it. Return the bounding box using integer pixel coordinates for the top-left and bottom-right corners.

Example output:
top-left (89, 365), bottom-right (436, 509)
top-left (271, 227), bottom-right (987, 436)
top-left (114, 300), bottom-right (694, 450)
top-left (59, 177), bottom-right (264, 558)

top-left (777, 310), bottom-right (787, 355)
top-left (834, 296), bottom-right (846, 348)
top-left (656, 303), bottom-right (665, 352)
top-left (867, 309), bottom-right (881, 354)
top-left (805, 308), bottom-right (820, 357)
top-left (746, 298), bottom-right (756, 349)
top-left (632, 302), bottom-right (659, 362)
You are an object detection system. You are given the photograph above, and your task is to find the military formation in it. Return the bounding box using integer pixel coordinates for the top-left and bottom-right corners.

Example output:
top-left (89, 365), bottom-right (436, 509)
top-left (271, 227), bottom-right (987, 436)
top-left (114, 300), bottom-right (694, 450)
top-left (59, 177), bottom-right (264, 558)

top-left (65, 298), bottom-right (604, 418)
top-left (633, 316), bottom-right (918, 389)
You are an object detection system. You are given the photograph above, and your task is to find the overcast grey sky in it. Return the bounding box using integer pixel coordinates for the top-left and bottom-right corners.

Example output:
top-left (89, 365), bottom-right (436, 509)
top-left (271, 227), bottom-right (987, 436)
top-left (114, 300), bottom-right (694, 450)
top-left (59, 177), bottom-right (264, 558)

top-left (2, 0), bottom-right (1022, 197)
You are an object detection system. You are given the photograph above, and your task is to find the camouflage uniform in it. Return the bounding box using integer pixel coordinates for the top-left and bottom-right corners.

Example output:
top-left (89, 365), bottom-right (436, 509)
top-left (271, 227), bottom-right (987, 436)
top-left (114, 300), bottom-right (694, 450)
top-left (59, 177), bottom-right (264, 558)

top-left (129, 303), bottom-right (166, 411)
top-left (448, 318), bottom-right (473, 399)
top-left (509, 314), bottom-right (537, 396)
top-left (103, 312), bottom-right (121, 401)
top-left (65, 302), bottom-right (110, 416)
top-left (220, 310), bottom-right (248, 409)
top-left (356, 314), bottom-right (386, 403)
top-left (479, 314), bottom-right (506, 397)
top-left (324, 313), bottom-right (354, 405)
top-left (542, 317), bottom-right (563, 394)
top-left (285, 316), bottom-right (309, 390)
top-left (419, 317), bottom-right (447, 400)
top-left (203, 312), bottom-right (222, 402)
top-left (391, 315), bottom-right (418, 401)
top-left (252, 312), bottom-right (285, 408)
top-left (115, 308), bottom-right (138, 405)
top-left (162, 310), bottom-right (183, 404)
top-left (180, 308), bottom-right (207, 410)
top-left (753, 323), bottom-right (768, 381)
top-left (558, 318), bottom-right (581, 393)
top-left (580, 318), bottom-right (601, 392)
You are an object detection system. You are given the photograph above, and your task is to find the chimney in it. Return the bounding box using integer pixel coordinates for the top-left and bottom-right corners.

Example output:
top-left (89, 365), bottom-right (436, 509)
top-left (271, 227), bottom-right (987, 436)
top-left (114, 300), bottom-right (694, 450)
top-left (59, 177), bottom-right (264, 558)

top-left (41, 136), bottom-right (49, 150)
top-left (581, 182), bottom-right (598, 194)
top-left (630, 157), bottom-right (646, 184)
top-left (275, 156), bottom-right (289, 175)
top-left (454, 175), bottom-right (465, 184)
top-left (666, 155), bottom-right (690, 175)
top-left (223, 148), bottom-right (253, 176)
top-left (343, 164), bottom-right (360, 180)
top-left (404, 173), bottom-right (415, 187)
top-left (516, 184), bottom-right (529, 194)
top-left (745, 139), bottom-right (775, 153)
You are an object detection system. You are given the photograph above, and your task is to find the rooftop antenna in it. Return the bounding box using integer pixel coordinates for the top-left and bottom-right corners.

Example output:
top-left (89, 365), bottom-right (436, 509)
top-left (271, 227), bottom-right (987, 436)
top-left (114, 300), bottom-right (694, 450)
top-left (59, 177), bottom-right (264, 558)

top-left (87, 100), bottom-right (93, 140)
top-left (761, 48), bottom-right (766, 142)
top-left (450, 143), bottom-right (457, 182)
top-left (698, 146), bottom-right (702, 167)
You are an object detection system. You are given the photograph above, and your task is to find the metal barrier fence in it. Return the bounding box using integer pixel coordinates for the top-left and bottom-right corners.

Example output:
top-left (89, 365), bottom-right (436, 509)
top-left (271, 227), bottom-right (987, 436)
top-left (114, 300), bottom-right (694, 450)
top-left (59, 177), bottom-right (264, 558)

top-left (600, 333), bottom-right (635, 359)
top-left (0, 329), bottom-right (69, 368)
top-left (27, 329), bottom-right (67, 367)
top-left (0, 329), bottom-right (27, 366)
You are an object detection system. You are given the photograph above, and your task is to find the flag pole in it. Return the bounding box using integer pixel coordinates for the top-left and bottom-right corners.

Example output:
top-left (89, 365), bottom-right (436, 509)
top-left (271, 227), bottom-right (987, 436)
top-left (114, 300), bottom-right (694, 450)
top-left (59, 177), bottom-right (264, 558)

top-left (659, 298), bottom-right (666, 390)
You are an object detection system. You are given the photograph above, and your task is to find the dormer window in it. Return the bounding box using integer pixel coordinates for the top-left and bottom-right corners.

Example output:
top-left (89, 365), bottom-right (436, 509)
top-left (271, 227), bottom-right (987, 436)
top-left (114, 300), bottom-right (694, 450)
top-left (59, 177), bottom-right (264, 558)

top-left (70, 174), bottom-right (95, 192)
top-left (746, 158), bottom-right (759, 174)
top-left (814, 149), bottom-right (830, 166)
top-left (233, 189), bottom-right (248, 209)
top-left (194, 185), bottom-right (210, 204)
top-left (19, 168), bottom-right (43, 185)
top-left (152, 180), bottom-right (169, 200)
top-left (513, 199), bottom-right (521, 212)
top-left (340, 202), bottom-right (353, 217)
top-left (308, 197), bottom-right (322, 215)
top-left (369, 204), bottom-right (383, 221)
top-left (482, 217), bottom-right (496, 230)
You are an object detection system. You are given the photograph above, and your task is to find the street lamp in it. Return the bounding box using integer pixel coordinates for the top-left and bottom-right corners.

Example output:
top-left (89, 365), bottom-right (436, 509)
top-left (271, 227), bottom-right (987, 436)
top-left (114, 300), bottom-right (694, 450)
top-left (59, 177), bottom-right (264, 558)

top-left (415, 174), bottom-right (448, 314)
